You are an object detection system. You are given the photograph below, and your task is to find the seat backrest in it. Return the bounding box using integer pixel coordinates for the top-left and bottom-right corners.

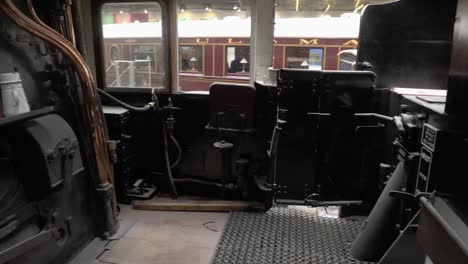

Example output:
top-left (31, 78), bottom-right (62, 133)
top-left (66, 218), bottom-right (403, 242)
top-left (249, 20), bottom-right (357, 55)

top-left (209, 82), bottom-right (256, 130)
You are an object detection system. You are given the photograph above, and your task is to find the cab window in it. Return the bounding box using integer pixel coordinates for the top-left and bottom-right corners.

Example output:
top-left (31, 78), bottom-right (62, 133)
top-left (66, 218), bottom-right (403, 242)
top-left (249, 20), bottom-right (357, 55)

top-left (101, 2), bottom-right (165, 89)
top-left (177, 0), bottom-right (251, 92)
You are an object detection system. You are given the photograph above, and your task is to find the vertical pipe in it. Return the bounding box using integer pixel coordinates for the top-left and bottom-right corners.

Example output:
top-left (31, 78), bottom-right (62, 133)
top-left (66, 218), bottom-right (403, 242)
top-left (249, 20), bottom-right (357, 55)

top-left (129, 61), bottom-right (135, 87)
top-left (64, 0), bottom-right (76, 47)
top-left (115, 62), bottom-right (121, 87)
top-left (148, 60), bottom-right (151, 87)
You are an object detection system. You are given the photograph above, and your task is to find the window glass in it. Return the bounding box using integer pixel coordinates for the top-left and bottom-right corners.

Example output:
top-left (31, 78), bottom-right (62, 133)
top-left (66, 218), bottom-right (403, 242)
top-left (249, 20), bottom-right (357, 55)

top-left (274, 0), bottom-right (390, 71)
top-left (178, 0), bottom-right (251, 92)
top-left (179, 46), bottom-right (203, 72)
top-left (286, 47), bottom-right (323, 70)
top-left (226, 46), bottom-right (250, 74)
top-left (101, 2), bottom-right (164, 89)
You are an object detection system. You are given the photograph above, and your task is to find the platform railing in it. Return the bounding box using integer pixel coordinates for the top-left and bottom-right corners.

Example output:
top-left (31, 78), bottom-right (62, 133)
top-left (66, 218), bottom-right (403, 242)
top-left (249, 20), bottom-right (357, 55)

top-left (106, 59), bottom-right (152, 87)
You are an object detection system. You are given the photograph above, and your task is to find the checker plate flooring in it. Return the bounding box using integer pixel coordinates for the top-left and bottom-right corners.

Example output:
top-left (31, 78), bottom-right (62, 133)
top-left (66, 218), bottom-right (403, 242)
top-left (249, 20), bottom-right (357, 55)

top-left (212, 206), bottom-right (370, 264)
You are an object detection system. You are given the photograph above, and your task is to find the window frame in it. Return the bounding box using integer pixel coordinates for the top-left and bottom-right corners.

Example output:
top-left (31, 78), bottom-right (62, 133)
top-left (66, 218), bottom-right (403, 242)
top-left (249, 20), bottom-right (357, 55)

top-left (93, 0), bottom-right (171, 93)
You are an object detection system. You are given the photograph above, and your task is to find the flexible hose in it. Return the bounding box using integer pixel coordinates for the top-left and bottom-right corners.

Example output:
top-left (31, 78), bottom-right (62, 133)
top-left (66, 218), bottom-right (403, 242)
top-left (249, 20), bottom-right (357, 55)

top-left (162, 121), bottom-right (178, 198)
top-left (169, 132), bottom-right (182, 168)
top-left (97, 88), bottom-right (153, 112)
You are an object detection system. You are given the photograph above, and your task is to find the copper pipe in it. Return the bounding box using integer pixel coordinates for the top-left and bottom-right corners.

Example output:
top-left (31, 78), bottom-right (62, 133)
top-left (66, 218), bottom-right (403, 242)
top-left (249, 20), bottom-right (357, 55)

top-left (5, 0), bottom-right (119, 234)
top-left (27, 0), bottom-right (70, 44)
top-left (26, 0), bottom-right (117, 189)
top-left (3, 0), bottom-right (114, 191)
top-left (64, 0), bottom-right (76, 46)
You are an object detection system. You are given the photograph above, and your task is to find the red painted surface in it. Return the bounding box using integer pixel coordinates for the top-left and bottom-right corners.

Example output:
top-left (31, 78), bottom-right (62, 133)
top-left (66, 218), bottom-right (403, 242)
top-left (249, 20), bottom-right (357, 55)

top-left (103, 37), bottom-right (358, 91)
top-left (325, 47), bottom-right (339, 71)
top-left (214, 45), bottom-right (224, 77)
top-left (204, 45), bottom-right (214, 76)
top-left (274, 38), bottom-right (356, 46)
top-left (273, 46), bottom-right (284, 69)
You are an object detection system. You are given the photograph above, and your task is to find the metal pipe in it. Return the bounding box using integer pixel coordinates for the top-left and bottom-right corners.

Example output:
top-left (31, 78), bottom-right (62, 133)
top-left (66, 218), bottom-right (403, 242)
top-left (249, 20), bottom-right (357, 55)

top-left (97, 88), bottom-right (153, 112)
top-left (129, 61), bottom-right (135, 87)
top-left (18, 0), bottom-right (112, 186)
top-left (3, 0), bottom-right (118, 234)
top-left (148, 60), bottom-right (151, 87)
top-left (162, 121), bottom-right (179, 198)
top-left (64, 0), bottom-right (76, 47)
top-left (169, 132), bottom-right (182, 169)
top-left (307, 112), bottom-right (395, 122)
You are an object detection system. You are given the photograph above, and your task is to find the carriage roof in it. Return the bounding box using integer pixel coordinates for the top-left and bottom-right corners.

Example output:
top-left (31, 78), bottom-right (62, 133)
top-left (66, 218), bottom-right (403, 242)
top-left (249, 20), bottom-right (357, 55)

top-left (103, 17), bottom-right (360, 39)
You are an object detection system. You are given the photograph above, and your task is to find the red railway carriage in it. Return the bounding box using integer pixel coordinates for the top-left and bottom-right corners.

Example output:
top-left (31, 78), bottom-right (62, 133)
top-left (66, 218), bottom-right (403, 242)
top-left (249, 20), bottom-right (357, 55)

top-left (103, 20), bottom-right (358, 91)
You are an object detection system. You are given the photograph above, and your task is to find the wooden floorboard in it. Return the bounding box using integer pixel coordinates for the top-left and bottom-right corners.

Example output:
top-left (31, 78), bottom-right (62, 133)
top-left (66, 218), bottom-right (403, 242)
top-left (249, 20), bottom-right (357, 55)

top-left (133, 198), bottom-right (260, 212)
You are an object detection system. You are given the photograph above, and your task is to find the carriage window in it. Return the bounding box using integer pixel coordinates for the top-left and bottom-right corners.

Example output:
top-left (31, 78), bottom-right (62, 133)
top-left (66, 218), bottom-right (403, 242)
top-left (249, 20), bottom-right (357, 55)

top-left (273, 0), bottom-right (366, 71)
top-left (179, 46), bottom-right (203, 72)
top-left (286, 47), bottom-right (323, 70)
top-left (101, 2), bottom-right (165, 89)
top-left (177, 0), bottom-right (251, 92)
top-left (226, 46), bottom-right (250, 74)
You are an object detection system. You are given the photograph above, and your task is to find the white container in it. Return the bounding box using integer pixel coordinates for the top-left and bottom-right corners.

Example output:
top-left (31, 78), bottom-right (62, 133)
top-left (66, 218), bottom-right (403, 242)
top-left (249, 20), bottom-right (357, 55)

top-left (0, 72), bottom-right (31, 117)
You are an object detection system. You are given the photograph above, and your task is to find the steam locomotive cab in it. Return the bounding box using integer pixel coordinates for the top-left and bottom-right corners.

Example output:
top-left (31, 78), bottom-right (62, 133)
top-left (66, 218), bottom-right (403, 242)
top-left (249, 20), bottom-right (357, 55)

top-left (0, 0), bottom-right (467, 263)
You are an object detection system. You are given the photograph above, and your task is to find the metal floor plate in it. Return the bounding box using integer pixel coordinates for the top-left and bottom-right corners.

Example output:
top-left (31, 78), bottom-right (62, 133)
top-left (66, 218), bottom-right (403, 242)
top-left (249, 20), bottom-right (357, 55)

top-left (213, 206), bottom-right (370, 264)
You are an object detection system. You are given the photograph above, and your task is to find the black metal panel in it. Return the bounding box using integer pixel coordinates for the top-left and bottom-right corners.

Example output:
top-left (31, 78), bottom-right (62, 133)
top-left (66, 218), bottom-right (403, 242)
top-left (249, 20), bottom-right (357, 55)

top-left (0, 115), bottom-right (96, 264)
top-left (0, 2), bottom-right (99, 261)
top-left (275, 70), bottom-right (384, 203)
top-left (275, 70), bottom-right (320, 200)
top-left (446, 0), bottom-right (468, 132)
top-left (103, 106), bottom-right (137, 204)
top-left (358, 0), bottom-right (457, 89)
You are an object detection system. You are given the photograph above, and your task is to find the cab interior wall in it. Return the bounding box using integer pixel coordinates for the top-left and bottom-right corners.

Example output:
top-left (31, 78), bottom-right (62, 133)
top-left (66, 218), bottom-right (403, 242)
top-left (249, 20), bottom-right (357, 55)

top-left (0, 0), bottom-right (466, 262)
top-left (0, 0), bottom-right (99, 263)
top-left (79, 0), bottom-right (457, 198)
top-left (358, 0), bottom-right (457, 89)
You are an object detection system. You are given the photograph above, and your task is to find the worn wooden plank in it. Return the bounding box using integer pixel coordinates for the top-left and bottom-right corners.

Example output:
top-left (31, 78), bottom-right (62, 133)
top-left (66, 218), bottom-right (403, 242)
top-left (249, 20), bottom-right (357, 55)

top-left (132, 199), bottom-right (259, 212)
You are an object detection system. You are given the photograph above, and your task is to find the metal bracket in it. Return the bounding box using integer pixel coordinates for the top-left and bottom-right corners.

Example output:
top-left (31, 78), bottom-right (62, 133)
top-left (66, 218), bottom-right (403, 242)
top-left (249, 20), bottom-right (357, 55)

top-left (45, 137), bottom-right (78, 188)
top-left (107, 140), bottom-right (118, 164)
